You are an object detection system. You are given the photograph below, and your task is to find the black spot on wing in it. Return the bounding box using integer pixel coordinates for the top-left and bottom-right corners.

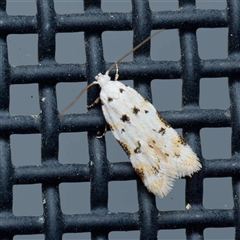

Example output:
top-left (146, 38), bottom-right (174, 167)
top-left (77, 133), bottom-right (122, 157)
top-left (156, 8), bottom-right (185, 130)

top-left (144, 110), bottom-right (149, 114)
top-left (121, 129), bottom-right (125, 133)
top-left (152, 165), bottom-right (160, 174)
top-left (132, 106), bottom-right (140, 114)
top-left (159, 127), bottom-right (166, 135)
top-left (134, 141), bottom-right (141, 154)
top-left (121, 114), bottom-right (130, 123)
top-left (108, 97), bottom-right (113, 102)
top-left (119, 88), bottom-right (124, 93)
top-left (148, 139), bottom-right (156, 149)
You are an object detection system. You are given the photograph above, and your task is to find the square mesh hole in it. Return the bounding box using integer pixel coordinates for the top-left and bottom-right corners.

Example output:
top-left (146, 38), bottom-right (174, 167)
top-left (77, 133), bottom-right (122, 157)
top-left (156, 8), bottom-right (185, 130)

top-left (151, 29), bottom-right (180, 61)
top-left (109, 231), bottom-right (139, 239)
top-left (200, 78), bottom-right (230, 109)
top-left (156, 179), bottom-right (186, 211)
top-left (54, 0), bottom-right (84, 14)
top-left (149, 0), bottom-right (178, 11)
top-left (196, 0), bottom-right (227, 9)
top-left (102, 0), bottom-right (131, 12)
top-left (204, 227), bottom-right (235, 239)
top-left (158, 229), bottom-right (186, 239)
top-left (59, 182), bottom-right (90, 214)
top-left (7, 0), bottom-right (37, 15)
top-left (57, 82), bottom-right (87, 114)
top-left (10, 134), bottom-right (41, 166)
top-left (197, 28), bottom-right (228, 60)
top-left (7, 34), bottom-right (38, 66)
top-left (63, 233), bottom-right (91, 240)
top-left (108, 181), bottom-right (138, 212)
top-left (105, 132), bottom-right (129, 163)
top-left (10, 84), bottom-right (40, 115)
top-left (14, 235), bottom-right (44, 240)
top-left (203, 178), bottom-right (233, 209)
top-left (200, 128), bottom-right (231, 159)
top-left (102, 31), bottom-right (133, 62)
top-left (56, 32), bottom-right (86, 64)
top-left (59, 132), bottom-right (89, 164)
top-left (151, 79), bottom-right (182, 111)
top-left (13, 184), bottom-right (43, 216)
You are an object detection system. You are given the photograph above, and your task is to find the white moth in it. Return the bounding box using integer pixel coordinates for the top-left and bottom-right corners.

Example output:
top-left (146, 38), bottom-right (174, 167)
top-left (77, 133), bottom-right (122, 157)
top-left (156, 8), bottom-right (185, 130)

top-left (61, 30), bottom-right (201, 197)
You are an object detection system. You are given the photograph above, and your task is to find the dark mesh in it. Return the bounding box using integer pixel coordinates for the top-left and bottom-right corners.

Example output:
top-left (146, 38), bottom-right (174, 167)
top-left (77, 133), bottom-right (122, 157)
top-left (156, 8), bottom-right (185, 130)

top-left (0, 0), bottom-right (237, 239)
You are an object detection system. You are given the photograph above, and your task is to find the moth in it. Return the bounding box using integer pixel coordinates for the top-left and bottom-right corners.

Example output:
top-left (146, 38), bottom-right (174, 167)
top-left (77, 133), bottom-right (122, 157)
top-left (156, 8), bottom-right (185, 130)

top-left (61, 30), bottom-right (201, 197)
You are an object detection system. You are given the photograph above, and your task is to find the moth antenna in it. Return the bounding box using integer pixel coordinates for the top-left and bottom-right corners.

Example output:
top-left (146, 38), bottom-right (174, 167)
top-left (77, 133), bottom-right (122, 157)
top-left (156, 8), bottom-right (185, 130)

top-left (60, 30), bottom-right (164, 115)
top-left (60, 81), bottom-right (98, 115)
top-left (107, 29), bottom-right (164, 73)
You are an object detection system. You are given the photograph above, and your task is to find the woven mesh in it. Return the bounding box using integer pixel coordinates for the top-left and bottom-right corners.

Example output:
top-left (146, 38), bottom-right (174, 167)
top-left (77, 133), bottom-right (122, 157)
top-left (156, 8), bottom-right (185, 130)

top-left (0, 0), bottom-right (237, 239)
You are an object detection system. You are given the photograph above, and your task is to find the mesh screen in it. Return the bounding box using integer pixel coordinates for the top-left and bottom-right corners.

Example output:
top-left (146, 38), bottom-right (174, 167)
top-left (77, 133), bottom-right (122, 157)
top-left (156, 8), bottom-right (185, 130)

top-left (0, 0), bottom-right (237, 239)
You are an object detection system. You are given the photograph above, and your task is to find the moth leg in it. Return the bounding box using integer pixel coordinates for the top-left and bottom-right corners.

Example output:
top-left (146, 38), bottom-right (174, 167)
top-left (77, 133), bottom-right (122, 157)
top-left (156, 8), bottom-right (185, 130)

top-left (114, 63), bottom-right (119, 81)
top-left (87, 97), bottom-right (100, 109)
top-left (96, 124), bottom-right (108, 139)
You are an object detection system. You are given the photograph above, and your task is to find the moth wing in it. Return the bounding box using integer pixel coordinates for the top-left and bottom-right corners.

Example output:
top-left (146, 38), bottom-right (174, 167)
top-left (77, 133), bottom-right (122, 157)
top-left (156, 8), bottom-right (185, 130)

top-left (100, 81), bottom-right (201, 197)
top-left (129, 126), bottom-right (201, 197)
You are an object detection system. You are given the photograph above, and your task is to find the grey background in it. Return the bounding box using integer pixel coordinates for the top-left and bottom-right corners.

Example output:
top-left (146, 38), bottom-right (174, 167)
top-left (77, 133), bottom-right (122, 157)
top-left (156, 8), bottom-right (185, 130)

top-left (7, 0), bottom-right (233, 239)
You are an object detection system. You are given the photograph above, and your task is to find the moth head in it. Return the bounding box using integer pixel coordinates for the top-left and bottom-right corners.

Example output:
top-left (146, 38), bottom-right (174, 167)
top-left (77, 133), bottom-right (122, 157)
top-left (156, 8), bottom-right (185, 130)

top-left (95, 71), bottom-right (111, 87)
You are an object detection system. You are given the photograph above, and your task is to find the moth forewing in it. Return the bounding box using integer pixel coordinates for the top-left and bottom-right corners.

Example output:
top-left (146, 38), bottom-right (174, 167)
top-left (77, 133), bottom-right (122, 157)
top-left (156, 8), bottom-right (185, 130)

top-left (97, 73), bottom-right (201, 197)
